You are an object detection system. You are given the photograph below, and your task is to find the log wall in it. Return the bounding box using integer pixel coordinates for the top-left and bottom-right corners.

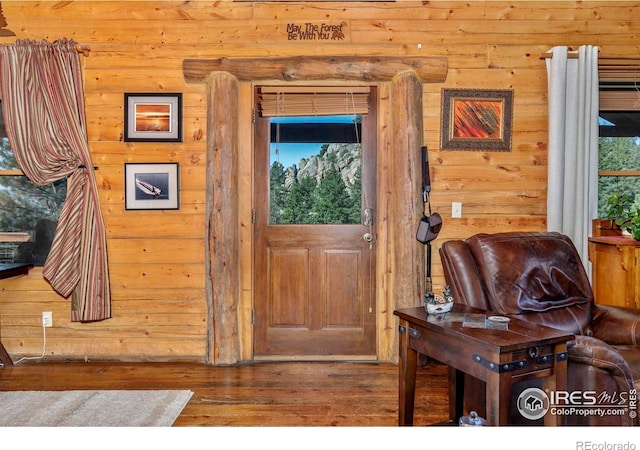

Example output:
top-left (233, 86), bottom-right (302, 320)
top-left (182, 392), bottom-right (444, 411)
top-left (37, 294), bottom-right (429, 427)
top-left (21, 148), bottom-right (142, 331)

top-left (0, 1), bottom-right (636, 363)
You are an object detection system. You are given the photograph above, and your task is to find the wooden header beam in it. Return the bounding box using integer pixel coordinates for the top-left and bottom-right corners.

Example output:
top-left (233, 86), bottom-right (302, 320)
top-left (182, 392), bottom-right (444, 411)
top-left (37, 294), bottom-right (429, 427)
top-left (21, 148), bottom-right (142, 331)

top-left (183, 56), bottom-right (448, 84)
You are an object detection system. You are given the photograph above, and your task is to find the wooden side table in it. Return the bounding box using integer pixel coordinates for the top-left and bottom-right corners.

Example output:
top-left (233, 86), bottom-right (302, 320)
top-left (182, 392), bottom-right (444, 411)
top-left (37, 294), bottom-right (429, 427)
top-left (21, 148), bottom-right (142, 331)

top-left (588, 235), bottom-right (640, 308)
top-left (394, 304), bottom-right (573, 426)
top-left (0, 263), bottom-right (33, 367)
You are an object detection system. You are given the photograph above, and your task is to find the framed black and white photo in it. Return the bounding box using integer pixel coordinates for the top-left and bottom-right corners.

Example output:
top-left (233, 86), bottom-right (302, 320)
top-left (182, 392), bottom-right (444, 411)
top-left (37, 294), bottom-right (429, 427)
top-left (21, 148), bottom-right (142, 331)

top-left (124, 163), bottom-right (179, 210)
top-left (124, 93), bottom-right (182, 142)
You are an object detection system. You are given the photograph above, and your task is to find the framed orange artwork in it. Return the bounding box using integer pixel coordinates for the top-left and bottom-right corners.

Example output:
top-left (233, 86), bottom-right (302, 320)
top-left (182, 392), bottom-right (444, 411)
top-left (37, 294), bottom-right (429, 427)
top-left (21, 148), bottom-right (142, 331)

top-left (440, 89), bottom-right (513, 151)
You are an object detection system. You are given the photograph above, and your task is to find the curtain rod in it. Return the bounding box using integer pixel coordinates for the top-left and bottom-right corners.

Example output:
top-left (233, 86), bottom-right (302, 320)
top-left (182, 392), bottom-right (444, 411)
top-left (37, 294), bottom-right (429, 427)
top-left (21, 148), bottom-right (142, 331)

top-left (75, 45), bottom-right (90, 57)
top-left (540, 52), bottom-right (640, 63)
top-left (540, 52), bottom-right (578, 59)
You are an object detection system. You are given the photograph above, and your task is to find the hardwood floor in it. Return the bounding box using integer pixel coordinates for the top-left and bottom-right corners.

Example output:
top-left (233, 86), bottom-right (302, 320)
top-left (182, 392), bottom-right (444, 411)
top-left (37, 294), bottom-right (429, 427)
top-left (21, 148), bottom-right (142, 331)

top-left (0, 359), bottom-right (449, 426)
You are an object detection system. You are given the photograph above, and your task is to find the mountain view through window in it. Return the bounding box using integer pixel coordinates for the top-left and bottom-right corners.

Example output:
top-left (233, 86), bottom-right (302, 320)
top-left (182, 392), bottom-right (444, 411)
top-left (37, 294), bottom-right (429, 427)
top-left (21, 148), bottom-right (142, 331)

top-left (268, 115), bottom-right (362, 225)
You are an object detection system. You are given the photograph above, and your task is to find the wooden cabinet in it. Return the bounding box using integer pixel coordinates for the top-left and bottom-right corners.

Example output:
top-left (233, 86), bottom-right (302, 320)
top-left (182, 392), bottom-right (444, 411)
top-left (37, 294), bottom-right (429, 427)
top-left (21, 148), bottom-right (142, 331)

top-left (588, 236), bottom-right (640, 308)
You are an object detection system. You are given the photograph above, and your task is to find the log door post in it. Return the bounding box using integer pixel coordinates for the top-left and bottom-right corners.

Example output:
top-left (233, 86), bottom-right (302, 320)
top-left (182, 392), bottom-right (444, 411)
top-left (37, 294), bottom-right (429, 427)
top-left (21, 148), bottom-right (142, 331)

top-left (390, 72), bottom-right (425, 312)
top-left (205, 72), bottom-right (240, 365)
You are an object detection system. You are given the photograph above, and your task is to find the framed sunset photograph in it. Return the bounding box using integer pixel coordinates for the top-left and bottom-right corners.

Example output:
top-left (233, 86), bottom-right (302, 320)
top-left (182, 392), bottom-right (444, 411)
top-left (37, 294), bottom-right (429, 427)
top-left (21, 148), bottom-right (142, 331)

top-left (440, 88), bottom-right (513, 151)
top-left (124, 93), bottom-right (182, 142)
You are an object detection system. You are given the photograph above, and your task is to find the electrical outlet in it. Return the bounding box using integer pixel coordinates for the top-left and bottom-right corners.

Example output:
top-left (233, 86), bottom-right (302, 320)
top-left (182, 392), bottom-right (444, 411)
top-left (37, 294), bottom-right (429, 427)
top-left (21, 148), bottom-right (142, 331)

top-left (42, 311), bottom-right (52, 327)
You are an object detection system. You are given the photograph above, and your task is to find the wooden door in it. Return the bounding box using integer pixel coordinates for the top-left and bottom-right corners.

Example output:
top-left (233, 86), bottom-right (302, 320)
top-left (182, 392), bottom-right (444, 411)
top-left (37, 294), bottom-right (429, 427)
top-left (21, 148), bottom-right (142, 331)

top-left (253, 89), bottom-right (377, 358)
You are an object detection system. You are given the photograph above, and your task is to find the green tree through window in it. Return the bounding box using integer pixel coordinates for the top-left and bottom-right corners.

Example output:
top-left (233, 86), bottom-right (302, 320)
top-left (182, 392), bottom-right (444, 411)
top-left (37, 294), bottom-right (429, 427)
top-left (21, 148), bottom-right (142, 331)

top-left (311, 165), bottom-right (356, 224)
top-left (0, 135), bottom-right (66, 265)
top-left (281, 176), bottom-right (317, 224)
top-left (598, 135), bottom-right (640, 216)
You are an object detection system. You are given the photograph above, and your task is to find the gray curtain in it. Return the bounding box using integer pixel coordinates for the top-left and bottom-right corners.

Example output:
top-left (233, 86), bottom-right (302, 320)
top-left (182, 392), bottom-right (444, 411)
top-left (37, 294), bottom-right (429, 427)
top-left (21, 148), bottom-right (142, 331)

top-left (546, 45), bottom-right (599, 270)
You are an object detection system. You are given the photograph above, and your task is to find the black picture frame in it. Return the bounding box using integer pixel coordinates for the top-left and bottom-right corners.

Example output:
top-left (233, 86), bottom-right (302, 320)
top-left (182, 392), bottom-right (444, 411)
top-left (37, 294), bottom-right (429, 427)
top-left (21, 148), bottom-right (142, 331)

top-left (124, 93), bottom-right (182, 142)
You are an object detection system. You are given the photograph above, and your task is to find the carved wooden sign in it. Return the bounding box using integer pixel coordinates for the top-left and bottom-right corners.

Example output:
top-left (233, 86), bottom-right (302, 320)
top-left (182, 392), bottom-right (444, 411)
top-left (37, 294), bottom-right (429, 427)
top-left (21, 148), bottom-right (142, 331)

top-left (286, 22), bottom-right (347, 42)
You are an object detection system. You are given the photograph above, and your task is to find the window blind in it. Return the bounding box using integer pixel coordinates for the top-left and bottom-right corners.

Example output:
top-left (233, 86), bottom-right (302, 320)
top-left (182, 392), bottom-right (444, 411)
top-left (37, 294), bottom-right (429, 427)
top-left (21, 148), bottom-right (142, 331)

top-left (599, 57), bottom-right (640, 110)
top-left (600, 90), bottom-right (640, 111)
top-left (257, 86), bottom-right (370, 117)
top-left (598, 58), bottom-right (640, 85)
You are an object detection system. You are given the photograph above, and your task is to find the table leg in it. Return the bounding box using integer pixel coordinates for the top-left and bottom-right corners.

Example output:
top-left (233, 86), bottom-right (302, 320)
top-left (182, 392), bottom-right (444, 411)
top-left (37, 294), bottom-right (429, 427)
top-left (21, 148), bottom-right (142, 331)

top-left (398, 318), bottom-right (418, 426)
top-left (448, 367), bottom-right (464, 423)
top-left (543, 342), bottom-right (568, 426)
top-left (486, 371), bottom-right (512, 425)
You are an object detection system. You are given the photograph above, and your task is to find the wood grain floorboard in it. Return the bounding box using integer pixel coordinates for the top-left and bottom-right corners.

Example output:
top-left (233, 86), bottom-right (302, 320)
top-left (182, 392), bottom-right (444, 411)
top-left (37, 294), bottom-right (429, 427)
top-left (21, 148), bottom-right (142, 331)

top-left (0, 360), bottom-right (449, 426)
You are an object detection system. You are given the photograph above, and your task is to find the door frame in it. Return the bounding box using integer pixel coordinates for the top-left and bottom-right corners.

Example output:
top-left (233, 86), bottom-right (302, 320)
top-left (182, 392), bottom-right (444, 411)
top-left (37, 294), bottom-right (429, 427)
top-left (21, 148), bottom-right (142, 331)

top-left (252, 85), bottom-right (379, 360)
top-left (182, 56), bottom-right (447, 365)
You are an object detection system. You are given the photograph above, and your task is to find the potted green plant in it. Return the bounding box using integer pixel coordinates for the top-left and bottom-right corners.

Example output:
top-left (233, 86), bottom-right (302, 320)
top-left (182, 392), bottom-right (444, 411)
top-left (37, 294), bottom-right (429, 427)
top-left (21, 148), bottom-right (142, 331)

top-left (605, 192), bottom-right (640, 240)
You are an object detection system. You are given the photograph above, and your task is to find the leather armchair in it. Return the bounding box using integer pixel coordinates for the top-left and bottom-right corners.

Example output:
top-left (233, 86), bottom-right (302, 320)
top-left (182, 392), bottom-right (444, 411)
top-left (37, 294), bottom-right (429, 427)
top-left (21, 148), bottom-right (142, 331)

top-left (439, 231), bottom-right (640, 426)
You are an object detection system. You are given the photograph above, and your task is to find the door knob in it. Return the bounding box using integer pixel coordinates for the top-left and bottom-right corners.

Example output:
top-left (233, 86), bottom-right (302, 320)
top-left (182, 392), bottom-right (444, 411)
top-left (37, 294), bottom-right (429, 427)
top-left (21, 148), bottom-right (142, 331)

top-left (362, 232), bottom-right (374, 243)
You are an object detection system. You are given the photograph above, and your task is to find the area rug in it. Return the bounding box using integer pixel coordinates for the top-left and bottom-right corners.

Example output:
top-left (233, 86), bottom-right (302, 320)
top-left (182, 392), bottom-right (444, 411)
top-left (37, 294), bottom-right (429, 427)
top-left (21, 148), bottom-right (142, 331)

top-left (0, 390), bottom-right (193, 427)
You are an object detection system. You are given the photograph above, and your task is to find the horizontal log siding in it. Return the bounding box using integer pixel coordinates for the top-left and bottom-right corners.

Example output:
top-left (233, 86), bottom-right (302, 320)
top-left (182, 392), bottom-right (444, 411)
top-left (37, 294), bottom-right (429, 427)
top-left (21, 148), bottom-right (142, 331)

top-left (0, 1), bottom-right (635, 362)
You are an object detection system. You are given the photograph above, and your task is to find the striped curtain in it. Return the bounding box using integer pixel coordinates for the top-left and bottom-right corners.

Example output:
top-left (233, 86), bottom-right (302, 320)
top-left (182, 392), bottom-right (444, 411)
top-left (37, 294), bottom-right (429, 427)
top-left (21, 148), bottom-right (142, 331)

top-left (0, 39), bottom-right (111, 322)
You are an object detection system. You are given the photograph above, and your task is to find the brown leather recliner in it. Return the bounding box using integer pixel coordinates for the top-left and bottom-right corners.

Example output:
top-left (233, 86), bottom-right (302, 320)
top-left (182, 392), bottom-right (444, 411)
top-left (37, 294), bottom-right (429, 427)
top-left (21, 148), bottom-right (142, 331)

top-left (439, 231), bottom-right (640, 426)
